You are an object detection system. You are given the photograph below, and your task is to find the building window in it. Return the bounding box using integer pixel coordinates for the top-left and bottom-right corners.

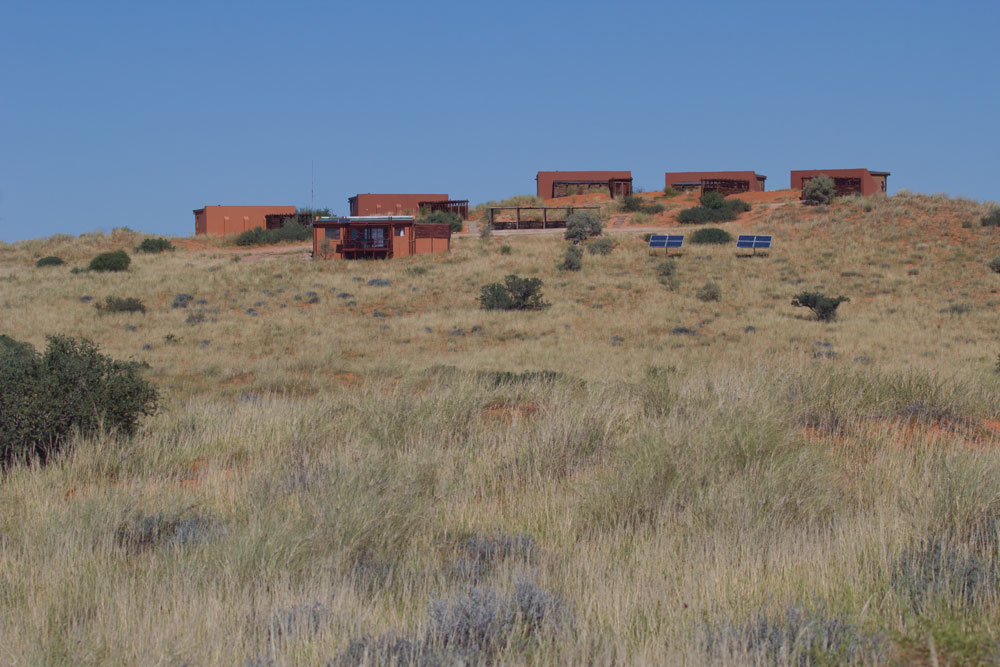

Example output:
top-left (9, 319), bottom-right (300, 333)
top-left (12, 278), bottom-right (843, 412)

top-left (395, 227), bottom-right (406, 237)
top-left (325, 227), bottom-right (340, 240)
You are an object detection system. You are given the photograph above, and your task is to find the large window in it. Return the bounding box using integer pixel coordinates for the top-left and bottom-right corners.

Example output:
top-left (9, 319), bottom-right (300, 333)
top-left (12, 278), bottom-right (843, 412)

top-left (325, 227), bottom-right (340, 240)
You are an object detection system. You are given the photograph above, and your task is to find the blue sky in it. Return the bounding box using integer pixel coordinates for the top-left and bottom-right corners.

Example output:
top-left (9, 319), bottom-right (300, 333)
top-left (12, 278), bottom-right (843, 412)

top-left (1, 0), bottom-right (997, 241)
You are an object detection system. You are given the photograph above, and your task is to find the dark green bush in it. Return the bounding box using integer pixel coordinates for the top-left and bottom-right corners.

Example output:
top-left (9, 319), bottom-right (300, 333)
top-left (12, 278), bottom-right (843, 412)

top-left (620, 195), bottom-right (644, 212)
top-left (655, 259), bottom-right (677, 278)
top-left (419, 210), bottom-right (463, 233)
top-left (499, 244), bottom-right (512, 255)
top-left (802, 175), bottom-right (836, 206)
top-left (136, 237), bottom-right (174, 254)
top-left (983, 208), bottom-right (1000, 227)
top-left (235, 223), bottom-right (312, 246)
top-left (677, 192), bottom-right (750, 224)
top-left (35, 255), bottom-right (64, 267)
top-left (96, 296), bottom-right (146, 314)
top-left (690, 228), bottom-right (733, 245)
top-left (88, 250), bottom-right (131, 272)
top-left (479, 275), bottom-right (549, 311)
top-left (564, 211), bottom-right (603, 242)
top-left (696, 281), bottom-right (722, 302)
top-left (588, 237), bottom-right (614, 255)
top-left (791, 291), bottom-right (850, 322)
top-left (989, 257), bottom-right (1000, 274)
top-left (0, 335), bottom-right (157, 465)
top-left (558, 245), bottom-right (583, 271)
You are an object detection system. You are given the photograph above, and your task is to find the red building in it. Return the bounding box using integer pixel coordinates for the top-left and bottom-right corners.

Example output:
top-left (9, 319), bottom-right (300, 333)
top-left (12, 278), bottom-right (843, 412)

top-left (790, 169), bottom-right (890, 197)
top-left (536, 171), bottom-right (632, 199)
top-left (348, 193), bottom-right (467, 218)
top-left (311, 216), bottom-right (451, 260)
top-left (665, 171), bottom-right (766, 195)
top-left (193, 205), bottom-right (296, 235)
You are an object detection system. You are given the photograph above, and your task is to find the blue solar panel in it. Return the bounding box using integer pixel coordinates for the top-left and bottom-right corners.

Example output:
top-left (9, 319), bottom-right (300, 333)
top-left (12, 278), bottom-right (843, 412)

top-left (666, 235), bottom-right (684, 247)
top-left (649, 234), bottom-right (683, 249)
top-left (737, 235), bottom-right (773, 251)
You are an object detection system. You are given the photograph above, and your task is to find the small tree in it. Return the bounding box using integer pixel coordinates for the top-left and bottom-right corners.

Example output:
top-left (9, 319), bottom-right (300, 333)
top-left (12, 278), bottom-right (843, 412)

top-left (791, 291), bottom-right (849, 321)
top-left (479, 275), bottom-right (549, 311)
top-left (558, 245), bottom-right (583, 271)
top-left (564, 210), bottom-right (603, 242)
top-left (802, 175), bottom-right (836, 206)
top-left (88, 250), bottom-right (131, 272)
top-left (690, 228), bottom-right (733, 245)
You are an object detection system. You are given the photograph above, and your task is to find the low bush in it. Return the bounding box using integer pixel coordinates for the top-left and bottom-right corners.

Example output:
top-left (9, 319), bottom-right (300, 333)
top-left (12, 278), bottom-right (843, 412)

top-left (457, 531), bottom-right (537, 582)
top-left (621, 194), bottom-right (665, 215)
top-left (479, 275), bottom-right (549, 311)
top-left (96, 296), bottom-right (146, 314)
top-left (690, 227), bottom-right (733, 245)
top-left (564, 210), bottom-right (603, 241)
top-left (588, 237), bottom-right (614, 255)
top-left (988, 256), bottom-right (1000, 274)
top-left (500, 244), bottom-right (512, 255)
top-left (116, 511), bottom-right (226, 553)
top-left (803, 175), bottom-right (836, 206)
top-left (791, 291), bottom-right (850, 322)
top-left (980, 208), bottom-right (1000, 227)
top-left (88, 250), bottom-right (131, 272)
top-left (678, 192), bottom-right (750, 224)
top-left (235, 223), bottom-right (311, 246)
top-left (0, 335), bottom-right (157, 465)
top-left (136, 237), bottom-right (174, 253)
top-left (655, 259), bottom-right (677, 278)
top-left (558, 244), bottom-right (583, 271)
top-left (662, 186), bottom-right (681, 197)
top-left (35, 255), bottom-right (64, 267)
top-left (419, 210), bottom-right (463, 233)
top-left (477, 370), bottom-right (564, 387)
top-left (696, 281), bottom-right (722, 302)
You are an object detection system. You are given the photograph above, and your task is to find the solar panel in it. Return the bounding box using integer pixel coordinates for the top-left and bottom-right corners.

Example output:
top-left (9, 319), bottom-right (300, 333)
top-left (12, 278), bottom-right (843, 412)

top-left (649, 234), bottom-right (684, 249)
top-left (736, 234), bottom-right (773, 254)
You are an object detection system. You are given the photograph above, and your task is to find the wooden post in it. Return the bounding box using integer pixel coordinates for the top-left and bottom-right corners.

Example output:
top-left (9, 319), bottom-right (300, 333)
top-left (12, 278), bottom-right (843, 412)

top-left (516, 207), bottom-right (521, 230)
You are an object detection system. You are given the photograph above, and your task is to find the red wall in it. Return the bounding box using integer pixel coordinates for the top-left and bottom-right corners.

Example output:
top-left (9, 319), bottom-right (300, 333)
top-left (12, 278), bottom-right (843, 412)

top-left (665, 171), bottom-right (766, 192)
top-left (194, 205), bottom-right (296, 235)
top-left (536, 171), bottom-right (631, 199)
top-left (790, 169), bottom-right (888, 196)
top-left (349, 194), bottom-right (449, 216)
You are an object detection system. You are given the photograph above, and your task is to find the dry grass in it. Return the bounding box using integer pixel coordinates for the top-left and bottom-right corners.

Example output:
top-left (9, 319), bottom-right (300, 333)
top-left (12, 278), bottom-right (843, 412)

top-left (2, 193), bottom-right (1000, 664)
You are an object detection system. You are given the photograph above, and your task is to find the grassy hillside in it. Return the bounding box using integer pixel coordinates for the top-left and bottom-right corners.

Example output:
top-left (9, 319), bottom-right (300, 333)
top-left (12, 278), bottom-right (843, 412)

top-left (1, 192), bottom-right (999, 664)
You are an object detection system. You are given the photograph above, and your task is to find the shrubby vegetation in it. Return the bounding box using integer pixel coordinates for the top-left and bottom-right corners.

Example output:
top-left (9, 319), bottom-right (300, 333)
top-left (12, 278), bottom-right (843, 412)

top-left (989, 256), bottom-right (1000, 274)
top-left (479, 274), bottom-right (549, 310)
top-left (620, 195), bottom-right (665, 215)
top-left (791, 291), bottom-right (850, 322)
top-left (690, 227), bottom-right (733, 245)
top-left (587, 237), bottom-right (614, 255)
top-left (802, 174), bottom-right (836, 206)
top-left (96, 296), bottom-right (146, 314)
top-left (0, 335), bottom-right (157, 465)
top-left (88, 249), bottom-right (131, 272)
top-left (696, 281), bottom-right (722, 302)
top-left (235, 223), bottom-right (312, 247)
top-left (136, 237), bottom-right (174, 253)
top-left (558, 244), bottom-right (583, 271)
top-left (35, 255), bottom-right (64, 267)
top-left (564, 210), bottom-right (603, 241)
top-left (983, 208), bottom-right (1000, 227)
top-left (678, 192), bottom-right (750, 224)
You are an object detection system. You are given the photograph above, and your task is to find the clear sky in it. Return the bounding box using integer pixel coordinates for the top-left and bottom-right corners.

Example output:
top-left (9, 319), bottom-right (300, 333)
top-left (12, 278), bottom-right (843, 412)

top-left (1, 0), bottom-right (997, 242)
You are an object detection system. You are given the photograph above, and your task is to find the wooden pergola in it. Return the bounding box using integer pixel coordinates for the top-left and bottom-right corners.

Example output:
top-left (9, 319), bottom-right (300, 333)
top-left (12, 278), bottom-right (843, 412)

top-left (487, 206), bottom-right (600, 230)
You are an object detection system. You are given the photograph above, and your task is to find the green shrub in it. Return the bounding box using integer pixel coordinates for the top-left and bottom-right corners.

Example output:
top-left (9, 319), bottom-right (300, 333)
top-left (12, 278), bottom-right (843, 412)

top-left (620, 195), bottom-right (644, 212)
top-left (136, 237), bottom-right (174, 254)
top-left (791, 291), bottom-right (850, 322)
top-left (588, 237), bottom-right (614, 255)
top-left (690, 228), bottom-right (733, 245)
top-left (235, 223), bottom-right (312, 246)
top-left (696, 281), bottom-right (722, 302)
top-left (564, 210), bottom-right (603, 241)
top-left (558, 245), bottom-right (583, 271)
top-left (479, 275), bottom-right (549, 311)
top-left (35, 255), bottom-right (64, 267)
top-left (802, 175), bottom-right (836, 206)
top-left (419, 210), bottom-right (463, 233)
top-left (655, 259), bottom-right (677, 278)
top-left (500, 244), bottom-right (512, 255)
top-left (88, 250), bottom-right (131, 272)
top-left (989, 257), bottom-right (1000, 274)
top-left (0, 335), bottom-right (157, 465)
top-left (677, 192), bottom-right (750, 224)
top-left (662, 186), bottom-right (681, 198)
top-left (983, 208), bottom-right (1000, 227)
top-left (96, 296), bottom-right (146, 314)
